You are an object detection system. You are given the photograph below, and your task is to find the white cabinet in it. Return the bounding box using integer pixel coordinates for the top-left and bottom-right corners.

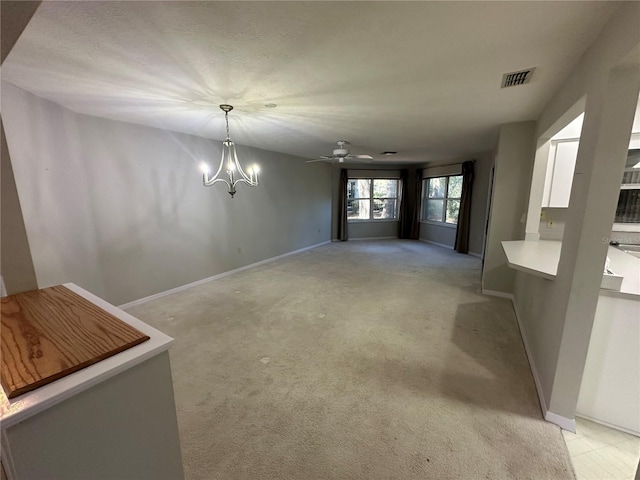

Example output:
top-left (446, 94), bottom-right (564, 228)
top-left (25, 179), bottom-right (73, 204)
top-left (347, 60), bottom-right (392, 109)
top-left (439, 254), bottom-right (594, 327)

top-left (542, 139), bottom-right (579, 208)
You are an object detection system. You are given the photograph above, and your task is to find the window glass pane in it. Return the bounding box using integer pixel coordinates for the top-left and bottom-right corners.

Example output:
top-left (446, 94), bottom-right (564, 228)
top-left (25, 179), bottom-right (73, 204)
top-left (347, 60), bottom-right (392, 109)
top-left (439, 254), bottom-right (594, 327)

top-left (446, 199), bottom-right (460, 224)
top-left (347, 179), bottom-right (371, 200)
top-left (374, 199), bottom-right (397, 219)
top-left (426, 199), bottom-right (444, 221)
top-left (347, 199), bottom-right (370, 220)
top-left (373, 179), bottom-right (397, 198)
top-left (428, 177), bottom-right (446, 198)
top-left (448, 176), bottom-right (463, 199)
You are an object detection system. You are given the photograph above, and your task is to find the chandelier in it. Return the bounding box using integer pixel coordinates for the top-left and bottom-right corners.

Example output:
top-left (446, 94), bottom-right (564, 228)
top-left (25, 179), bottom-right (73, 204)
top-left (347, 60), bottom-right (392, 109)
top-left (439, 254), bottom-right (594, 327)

top-left (200, 104), bottom-right (259, 197)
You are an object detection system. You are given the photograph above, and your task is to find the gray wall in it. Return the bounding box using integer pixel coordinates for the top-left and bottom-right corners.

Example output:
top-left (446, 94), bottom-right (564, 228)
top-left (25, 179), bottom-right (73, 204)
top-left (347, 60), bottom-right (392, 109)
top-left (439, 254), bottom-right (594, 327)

top-left (331, 166), bottom-right (401, 241)
top-left (511, 2), bottom-right (640, 420)
top-left (468, 152), bottom-right (493, 256)
top-left (333, 159), bottom-right (492, 252)
top-left (419, 223), bottom-right (455, 247)
top-left (482, 122), bottom-right (535, 293)
top-left (2, 82), bottom-right (332, 305)
top-left (349, 221), bottom-right (398, 239)
top-left (5, 352), bottom-right (184, 480)
top-left (419, 153), bottom-right (493, 254)
top-left (1, 119), bottom-right (37, 294)
top-left (0, 0), bottom-right (40, 295)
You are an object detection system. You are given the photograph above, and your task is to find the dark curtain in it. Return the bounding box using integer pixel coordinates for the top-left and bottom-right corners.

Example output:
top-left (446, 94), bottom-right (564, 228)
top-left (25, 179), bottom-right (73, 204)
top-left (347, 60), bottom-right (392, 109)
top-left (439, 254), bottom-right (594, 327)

top-left (454, 161), bottom-right (475, 253)
top-left (398, 168), bottom-right (422, 239)
top-left (337, 169), bottom-right (348, 241)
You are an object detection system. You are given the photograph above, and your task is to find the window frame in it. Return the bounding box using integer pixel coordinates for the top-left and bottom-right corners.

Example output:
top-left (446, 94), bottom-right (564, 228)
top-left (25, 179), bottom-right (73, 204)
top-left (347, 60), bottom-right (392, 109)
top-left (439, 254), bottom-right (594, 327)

top-left (421, 175), bottom-right (463, 227)
top-left (346, 177), bottom-right (400, 222)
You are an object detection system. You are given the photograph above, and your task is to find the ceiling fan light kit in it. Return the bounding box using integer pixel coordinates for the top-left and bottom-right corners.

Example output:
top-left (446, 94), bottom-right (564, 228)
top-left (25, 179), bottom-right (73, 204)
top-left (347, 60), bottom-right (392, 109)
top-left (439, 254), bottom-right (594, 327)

top-left (200, 104), bottom-right (259, 197)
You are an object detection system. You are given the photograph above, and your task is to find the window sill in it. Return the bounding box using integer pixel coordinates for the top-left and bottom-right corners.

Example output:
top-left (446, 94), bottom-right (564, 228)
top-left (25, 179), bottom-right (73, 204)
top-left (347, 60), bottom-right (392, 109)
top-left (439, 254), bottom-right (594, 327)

top-left (420, 220), bottom-right (457, 229)
top-left (612, 223), bottom-right (640, 233)
top-left (348, 219), bottom-right (399, 223)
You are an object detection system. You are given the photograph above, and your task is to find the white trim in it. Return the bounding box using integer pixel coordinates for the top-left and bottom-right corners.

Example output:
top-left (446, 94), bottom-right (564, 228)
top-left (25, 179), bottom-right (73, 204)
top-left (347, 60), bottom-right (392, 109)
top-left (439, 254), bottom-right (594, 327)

top-left (575, 413), bottom-right (639, 438)
top-left (349, 236), bottom-right (398, 241)
top-left (510, 294), bottom-right (576, 433)
top-left (511, 298), bottom-right (548, 416)
top-left (545, 411), bottom-right (576, 433)
top-left (118, 241), bottom-right (330, 310)
top-left (481, 288), bottom-right (513, 299)
top-left (611, 223), bottom-right (640, 233)
top-left (1, 429), bottom-right (17, 480)
top-left (418, 238), bottom-right (454, 250)
top-left (348, 219), bottom-right (399, 224)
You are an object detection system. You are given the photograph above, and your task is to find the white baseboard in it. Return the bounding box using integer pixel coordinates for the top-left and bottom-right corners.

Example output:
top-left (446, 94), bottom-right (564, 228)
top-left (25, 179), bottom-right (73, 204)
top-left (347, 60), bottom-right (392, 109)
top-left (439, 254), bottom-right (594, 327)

top-left (348, 236), bottom-right (398, 241)
top-left (119, 241), bottom-right (330, 310)
top-left (545, 411), bottom-right (576, 433)
top-left (511, 299), bottom-right (548, 417)
top-left (481, 288), bottom-right (514, 299)
top-left (510, 295), bottom-right (576, 433)
top-left (418, 238), bottom-right (454, 250)
top-left (575, 413), bottom-right (639, 438)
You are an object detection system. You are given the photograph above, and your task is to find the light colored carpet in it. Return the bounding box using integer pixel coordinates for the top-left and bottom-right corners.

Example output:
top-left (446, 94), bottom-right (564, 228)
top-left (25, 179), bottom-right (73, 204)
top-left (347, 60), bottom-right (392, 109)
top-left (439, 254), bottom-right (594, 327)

top-left (128, 239), bottom-right (575, 480)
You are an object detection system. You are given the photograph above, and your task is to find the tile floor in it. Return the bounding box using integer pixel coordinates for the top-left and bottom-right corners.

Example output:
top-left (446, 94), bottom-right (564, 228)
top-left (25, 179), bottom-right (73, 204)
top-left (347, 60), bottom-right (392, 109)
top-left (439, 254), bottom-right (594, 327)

top-left (563, 417), bottom-right (640, 480)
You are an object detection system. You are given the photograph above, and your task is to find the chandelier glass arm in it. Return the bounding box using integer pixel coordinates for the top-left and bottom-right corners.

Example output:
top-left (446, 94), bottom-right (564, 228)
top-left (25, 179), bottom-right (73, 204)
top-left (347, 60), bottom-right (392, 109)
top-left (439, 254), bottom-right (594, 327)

top-left (200, 104), bottom-right (259, 197)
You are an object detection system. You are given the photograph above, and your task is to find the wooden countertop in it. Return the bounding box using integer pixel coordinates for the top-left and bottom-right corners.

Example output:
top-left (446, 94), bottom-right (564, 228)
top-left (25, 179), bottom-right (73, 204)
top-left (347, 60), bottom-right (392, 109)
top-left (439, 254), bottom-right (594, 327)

top-left (1, 283), bottom-right (173, 428)
top-left (1, 285), bottom-right (150, 399)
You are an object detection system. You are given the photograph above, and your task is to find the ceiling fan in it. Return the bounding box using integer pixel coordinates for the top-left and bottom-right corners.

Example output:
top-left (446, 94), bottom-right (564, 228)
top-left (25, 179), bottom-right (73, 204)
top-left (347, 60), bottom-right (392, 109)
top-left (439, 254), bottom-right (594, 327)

top-left (306, 140), bottom-right (373, 163)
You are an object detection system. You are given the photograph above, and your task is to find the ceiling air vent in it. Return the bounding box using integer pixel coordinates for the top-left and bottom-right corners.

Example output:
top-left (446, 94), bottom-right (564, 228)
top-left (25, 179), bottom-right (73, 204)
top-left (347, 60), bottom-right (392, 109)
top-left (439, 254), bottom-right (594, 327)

top-left (501, 68), bottom-right (536, 88)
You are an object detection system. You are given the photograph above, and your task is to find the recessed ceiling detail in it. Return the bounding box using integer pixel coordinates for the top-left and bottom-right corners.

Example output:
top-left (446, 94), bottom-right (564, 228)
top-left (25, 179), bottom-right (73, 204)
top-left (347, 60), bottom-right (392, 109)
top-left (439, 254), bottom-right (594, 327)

top-left (501, 68), bottom-right (536, 88)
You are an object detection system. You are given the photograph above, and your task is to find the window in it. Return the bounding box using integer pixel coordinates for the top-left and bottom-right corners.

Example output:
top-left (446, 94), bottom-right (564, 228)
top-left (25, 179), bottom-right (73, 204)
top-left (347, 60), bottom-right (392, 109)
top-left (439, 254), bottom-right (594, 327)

top-left (347, 178), bottom-right (399, 221)
top-left (422, 175), bottom-right (462, 225)
top-left (616, 148), bottom-right (640, 224)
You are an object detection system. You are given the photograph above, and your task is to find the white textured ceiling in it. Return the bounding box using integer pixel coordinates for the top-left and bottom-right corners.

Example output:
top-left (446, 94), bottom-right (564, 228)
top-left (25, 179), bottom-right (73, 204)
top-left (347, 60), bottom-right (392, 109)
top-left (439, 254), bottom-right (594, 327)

top-left (2, 1), bottom-right (620, 163)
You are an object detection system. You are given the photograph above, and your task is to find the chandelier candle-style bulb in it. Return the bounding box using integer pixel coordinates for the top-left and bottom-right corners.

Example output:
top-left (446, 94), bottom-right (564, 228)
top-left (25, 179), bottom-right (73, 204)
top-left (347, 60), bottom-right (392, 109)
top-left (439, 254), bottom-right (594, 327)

top-left (201, 104), bottom-right (259, 197)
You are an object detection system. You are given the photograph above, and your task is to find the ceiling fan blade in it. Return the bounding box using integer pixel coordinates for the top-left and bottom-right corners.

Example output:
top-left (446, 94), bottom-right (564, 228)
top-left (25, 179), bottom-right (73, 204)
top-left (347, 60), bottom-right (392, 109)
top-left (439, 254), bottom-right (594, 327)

top-left (349, 154), bottom-right (373, 160)
top-left (306, 158), bottom-right (334, 163)
top-left (319, 155), bottom-right (334, 160)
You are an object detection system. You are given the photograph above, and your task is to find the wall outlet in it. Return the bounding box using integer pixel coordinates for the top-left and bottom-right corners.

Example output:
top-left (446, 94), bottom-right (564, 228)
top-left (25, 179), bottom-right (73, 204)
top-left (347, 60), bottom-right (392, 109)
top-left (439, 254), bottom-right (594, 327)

top-left (547, 220), bottom-right (554, 229)
top-left (540, 210), bottom-right (547, 220)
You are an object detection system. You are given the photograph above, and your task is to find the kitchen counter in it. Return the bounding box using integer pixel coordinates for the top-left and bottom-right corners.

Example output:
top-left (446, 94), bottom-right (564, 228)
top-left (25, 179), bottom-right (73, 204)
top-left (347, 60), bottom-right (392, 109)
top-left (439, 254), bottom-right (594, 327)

top-left (501, 240), bottom-right (561, 280)
top-left (501, 240), bottom-right (640, 299)
top-left (603, 246), bottom-right (640, 299)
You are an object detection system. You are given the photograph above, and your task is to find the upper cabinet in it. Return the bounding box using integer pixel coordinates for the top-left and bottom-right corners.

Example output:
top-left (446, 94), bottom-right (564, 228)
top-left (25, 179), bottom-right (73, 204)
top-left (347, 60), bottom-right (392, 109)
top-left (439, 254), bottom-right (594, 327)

top-left (542, 139), bottom-right (579, 208)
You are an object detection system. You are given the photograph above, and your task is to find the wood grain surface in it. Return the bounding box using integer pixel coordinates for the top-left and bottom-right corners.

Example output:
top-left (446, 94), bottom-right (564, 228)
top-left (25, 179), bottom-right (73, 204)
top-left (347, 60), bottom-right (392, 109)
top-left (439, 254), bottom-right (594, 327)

top-left (1, 285), bottom-right (149, 399)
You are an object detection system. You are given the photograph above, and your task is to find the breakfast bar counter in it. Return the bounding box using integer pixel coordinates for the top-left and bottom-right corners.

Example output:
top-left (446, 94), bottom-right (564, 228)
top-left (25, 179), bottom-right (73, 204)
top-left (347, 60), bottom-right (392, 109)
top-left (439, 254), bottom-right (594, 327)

top-left (501, 239), bottom-right (640, 299)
